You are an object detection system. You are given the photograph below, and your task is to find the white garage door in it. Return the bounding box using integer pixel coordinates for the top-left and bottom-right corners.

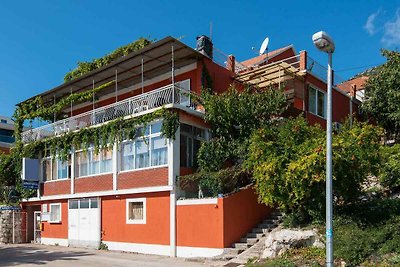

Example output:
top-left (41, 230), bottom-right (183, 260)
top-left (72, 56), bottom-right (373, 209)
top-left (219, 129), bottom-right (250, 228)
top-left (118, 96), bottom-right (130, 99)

top-left (68, 198), bottom-right (101, 248)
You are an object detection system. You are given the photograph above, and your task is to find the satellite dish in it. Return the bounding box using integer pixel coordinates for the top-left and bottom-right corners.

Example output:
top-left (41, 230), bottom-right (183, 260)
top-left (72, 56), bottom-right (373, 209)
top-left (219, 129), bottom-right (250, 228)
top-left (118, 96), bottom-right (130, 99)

top-left (259, 37), bottom-right (269, 55)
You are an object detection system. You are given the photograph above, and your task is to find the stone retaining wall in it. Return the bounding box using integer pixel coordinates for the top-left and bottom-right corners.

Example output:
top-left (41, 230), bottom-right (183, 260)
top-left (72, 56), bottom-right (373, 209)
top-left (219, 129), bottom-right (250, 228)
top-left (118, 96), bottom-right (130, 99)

top-left (0, 209), bottom-right (26, 244)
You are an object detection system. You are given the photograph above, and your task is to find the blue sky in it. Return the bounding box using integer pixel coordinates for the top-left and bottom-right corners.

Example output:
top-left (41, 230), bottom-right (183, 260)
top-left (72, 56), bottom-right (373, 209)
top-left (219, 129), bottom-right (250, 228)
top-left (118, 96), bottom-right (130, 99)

top-left (0, 0), bottom-right (399, 117)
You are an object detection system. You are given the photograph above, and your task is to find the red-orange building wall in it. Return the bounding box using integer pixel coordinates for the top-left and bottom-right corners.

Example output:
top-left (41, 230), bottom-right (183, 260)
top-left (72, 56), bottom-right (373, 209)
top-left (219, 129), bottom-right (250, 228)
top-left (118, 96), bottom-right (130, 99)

top-left (101, 191), bottom-right (170, 245)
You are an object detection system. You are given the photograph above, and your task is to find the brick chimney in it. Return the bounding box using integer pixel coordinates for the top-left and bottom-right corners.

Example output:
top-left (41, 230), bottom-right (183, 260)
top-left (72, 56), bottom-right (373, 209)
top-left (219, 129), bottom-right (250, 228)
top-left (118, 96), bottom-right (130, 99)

top-left (350, 84), bottom-right (357, 97)
top-left (226, 55), bottom-right (236, 72)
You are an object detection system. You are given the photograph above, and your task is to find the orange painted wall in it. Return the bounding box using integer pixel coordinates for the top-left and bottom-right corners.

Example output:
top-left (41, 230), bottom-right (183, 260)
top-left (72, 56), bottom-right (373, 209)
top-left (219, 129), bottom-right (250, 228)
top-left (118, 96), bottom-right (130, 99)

top-left (222, 187), bottom-right (272, 247)
top-left (176, 187), bottom-right (271, 249)
top-left (74, 174), bottom-right (113, 193)
top-left (177, 201), bottom-right (224, 248)
top-left (101, 191), bottom-right (170, 245)
top-left (118, 168), bottom-right (168, 190)
top-left (201, 58), bottom-right (235, 94)
top-left (41, 200), bottom-right (69, 239)
top-left (42, 180), bottom-right (71, 196)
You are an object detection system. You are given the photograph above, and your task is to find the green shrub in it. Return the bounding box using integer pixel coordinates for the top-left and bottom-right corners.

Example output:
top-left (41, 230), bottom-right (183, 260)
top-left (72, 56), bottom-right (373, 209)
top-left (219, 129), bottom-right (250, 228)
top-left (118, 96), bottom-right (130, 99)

top-left (246, 258), bottom-right (296, 267)
top-left (380, 144), bottom-right (400, 189)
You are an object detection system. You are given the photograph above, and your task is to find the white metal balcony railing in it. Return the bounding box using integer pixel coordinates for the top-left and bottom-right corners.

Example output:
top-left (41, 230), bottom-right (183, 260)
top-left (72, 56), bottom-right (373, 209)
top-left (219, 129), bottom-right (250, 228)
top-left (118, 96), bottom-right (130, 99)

top-left (22, 84), bottom-right (199, 143)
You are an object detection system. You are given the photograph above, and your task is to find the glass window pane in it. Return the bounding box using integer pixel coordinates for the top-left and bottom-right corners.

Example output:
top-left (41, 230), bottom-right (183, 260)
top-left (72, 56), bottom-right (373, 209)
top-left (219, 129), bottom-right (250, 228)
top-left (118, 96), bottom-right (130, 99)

top-left (317, 91), bottom-right (326, 118)
top-left (80, 199), bottom-right (89, 209)
top-left (101, 149), bottom-right (112, 173)
top-left (43, 159), bottom-right (52, 181)
top-left (188, 137), bottom-right (193, 167)
top-left (52, 159), bottom-right (57, 181)
top-left (151, 136), bottom-right (168, 166)
top-left (89, 150), bottom-right (100, 175)
top-left (151, 121), bottom-right (162, 134)
top-left (309, 88), bottom-right (316, 115)
top-left (122, 142), bottom-right (134, 171)
top-left (128, 202), bottom-right (143, 220)
top-left (69, 200), bottom-right (78, 209)
top-left (50, 204), bottom-right (60, 221)
top-left (90, 198), bottom-right (98, 209)
top-left (76, 152), bottom-right (88, 177)
top-left (135, 139), bottom-right (149, 168)
top-left (57, 159), bottom-right (68, 179)
top-left (180, 135), bottom-right (188, 167)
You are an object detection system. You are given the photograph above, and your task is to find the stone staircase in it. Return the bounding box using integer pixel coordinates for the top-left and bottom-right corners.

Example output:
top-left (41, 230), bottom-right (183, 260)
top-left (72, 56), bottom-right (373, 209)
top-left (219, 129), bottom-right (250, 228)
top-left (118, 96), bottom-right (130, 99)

top-left (215, 210), bottom-right (283, 262)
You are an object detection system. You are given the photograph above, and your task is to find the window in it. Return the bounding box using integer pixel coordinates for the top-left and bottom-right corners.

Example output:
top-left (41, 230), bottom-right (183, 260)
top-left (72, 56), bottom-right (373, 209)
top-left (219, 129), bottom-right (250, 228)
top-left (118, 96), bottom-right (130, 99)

top-left (121, 121), bottom-right (168, 172)
top-left (0, 119), bottom-right (7, 123)
top-left (75, 147), bottom-right (113, 178)
top-left (151, 136), bottom-right (167, 166)
top-left (308, 87), bottom-right (326, 118)
top-left (126, 198), bottom-right (146, 224)
top-left (69, 200), bottom-right (79, 209)
top-left (180, 123), bottom-right (206, 168)
top-left (49, 203), bottom-right (61, 223)
top-left (69, 198), bottom-right (99, 209)
top-left (41, 156), bottom-right (70, 182)
top-left (135, 139), bottom-right (149, 168)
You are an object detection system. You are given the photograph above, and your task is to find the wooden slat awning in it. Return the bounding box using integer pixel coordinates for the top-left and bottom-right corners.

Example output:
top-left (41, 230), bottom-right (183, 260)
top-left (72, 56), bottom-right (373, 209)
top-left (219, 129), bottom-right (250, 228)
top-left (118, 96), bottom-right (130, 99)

top-left (235, 61), bottom-right (305, 89)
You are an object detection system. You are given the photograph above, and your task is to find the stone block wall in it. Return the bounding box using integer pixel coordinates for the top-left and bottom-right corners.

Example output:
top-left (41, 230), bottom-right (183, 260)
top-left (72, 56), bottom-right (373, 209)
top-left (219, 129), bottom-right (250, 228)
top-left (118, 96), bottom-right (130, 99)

top-left (0, 209), bottom-right (26, 244)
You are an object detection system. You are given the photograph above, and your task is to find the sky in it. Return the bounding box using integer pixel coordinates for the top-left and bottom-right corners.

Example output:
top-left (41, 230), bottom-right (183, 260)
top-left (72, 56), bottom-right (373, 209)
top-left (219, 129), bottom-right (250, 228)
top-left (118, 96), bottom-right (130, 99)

top-left (0, 0), bottom-right (399, 117)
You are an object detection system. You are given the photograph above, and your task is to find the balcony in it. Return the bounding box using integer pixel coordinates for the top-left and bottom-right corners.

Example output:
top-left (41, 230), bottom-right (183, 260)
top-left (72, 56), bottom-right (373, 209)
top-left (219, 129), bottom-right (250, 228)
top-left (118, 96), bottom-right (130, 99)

top-left (22, 84), bottom-right (200, 143)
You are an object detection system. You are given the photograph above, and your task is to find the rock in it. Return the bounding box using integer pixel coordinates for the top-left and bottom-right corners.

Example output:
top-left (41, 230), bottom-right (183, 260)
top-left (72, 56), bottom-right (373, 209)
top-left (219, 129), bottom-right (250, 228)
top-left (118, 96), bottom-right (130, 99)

top-left (262, 228), bottom-right (324, 258)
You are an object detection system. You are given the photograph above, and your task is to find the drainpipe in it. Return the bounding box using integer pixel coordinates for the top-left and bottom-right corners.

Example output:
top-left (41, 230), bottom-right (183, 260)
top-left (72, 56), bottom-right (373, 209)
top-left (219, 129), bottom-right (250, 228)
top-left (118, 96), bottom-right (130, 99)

top-left (168, 125), bottom-right (180, 257)
top-left (350, 84), bottom-right (356, 127)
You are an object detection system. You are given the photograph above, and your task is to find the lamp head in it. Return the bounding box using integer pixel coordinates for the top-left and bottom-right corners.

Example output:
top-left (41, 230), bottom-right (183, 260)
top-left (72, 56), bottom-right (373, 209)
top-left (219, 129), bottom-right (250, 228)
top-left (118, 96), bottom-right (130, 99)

top-left (312, 31), bottom-right (335, 53)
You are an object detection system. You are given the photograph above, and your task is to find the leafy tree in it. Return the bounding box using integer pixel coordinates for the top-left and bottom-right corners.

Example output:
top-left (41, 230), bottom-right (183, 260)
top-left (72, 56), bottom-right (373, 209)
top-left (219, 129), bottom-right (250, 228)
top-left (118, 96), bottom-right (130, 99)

top-left (197, 85), bottom-right (287, 172)
top-left (246, 117), bottom-right (382, 219)
top-left (362, 49), bottom-right (400, 142)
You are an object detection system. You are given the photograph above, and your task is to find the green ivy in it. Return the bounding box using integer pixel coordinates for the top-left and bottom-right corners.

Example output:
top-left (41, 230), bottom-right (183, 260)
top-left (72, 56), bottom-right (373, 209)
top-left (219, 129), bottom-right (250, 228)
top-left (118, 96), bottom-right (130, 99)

top-left (64, 37), bottom-right (152, 82)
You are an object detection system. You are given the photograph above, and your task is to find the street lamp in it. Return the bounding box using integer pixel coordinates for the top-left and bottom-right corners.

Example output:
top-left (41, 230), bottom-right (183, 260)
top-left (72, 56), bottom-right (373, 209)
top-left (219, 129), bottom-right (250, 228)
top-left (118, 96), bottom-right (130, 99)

top-left (312, 30), bottom-right (335, 267)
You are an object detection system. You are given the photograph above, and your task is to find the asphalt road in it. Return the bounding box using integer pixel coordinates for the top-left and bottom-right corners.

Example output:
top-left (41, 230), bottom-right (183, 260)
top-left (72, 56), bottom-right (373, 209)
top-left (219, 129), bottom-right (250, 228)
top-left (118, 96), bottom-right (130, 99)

top-left (0, 244), bottom-right (211, 267)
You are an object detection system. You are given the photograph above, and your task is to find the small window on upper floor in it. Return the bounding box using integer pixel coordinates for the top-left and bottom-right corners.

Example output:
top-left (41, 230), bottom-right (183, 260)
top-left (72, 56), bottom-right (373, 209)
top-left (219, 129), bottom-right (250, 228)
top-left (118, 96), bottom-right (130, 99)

top-left (308, 87), bottom-right (326, 119)
top-left (0, 119), bottom-right (7, 124)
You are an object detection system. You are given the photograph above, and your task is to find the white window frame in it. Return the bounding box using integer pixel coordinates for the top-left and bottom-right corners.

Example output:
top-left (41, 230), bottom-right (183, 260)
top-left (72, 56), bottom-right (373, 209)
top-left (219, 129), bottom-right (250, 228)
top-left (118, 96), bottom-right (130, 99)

top-left (49, 203), bottom-right (62, 223)
top-left (308, 86), bottom-right (327, 119)
top-left (120, 121), bottom-right (168, 172)
top-left (126, 198), bottom-right (146, 224)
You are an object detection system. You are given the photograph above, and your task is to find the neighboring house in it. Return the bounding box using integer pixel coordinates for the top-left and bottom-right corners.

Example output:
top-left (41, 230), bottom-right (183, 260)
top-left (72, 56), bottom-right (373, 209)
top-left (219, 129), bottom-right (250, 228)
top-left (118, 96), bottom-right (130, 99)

top-left (337, 75), bottom-right (368, 102)
top-left (20, 36), bottom-right (358, 257)
top-left (0, 116), bottom-right (16, 154)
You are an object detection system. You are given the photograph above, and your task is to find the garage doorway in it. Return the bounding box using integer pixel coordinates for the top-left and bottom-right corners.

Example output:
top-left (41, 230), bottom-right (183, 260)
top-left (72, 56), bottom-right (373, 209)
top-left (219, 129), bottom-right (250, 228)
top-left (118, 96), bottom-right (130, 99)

top-left (68, 198), bottom-right (101, 248)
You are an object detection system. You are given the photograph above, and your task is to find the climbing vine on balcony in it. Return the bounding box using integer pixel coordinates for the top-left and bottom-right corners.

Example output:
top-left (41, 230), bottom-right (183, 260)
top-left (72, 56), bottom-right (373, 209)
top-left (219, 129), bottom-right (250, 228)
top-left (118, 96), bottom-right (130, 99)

top-left (64, 37), bottom-right (153, 82)
top-left (12, 80), bottom-right (180, 161)
top-left (23, 108), bottom-right (179, 161)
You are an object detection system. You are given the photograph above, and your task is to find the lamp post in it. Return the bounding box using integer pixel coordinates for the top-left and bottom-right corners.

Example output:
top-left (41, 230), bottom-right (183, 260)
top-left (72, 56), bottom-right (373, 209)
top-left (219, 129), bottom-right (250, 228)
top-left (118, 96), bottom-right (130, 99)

top-left (312, 31), bottom-right (335, 267)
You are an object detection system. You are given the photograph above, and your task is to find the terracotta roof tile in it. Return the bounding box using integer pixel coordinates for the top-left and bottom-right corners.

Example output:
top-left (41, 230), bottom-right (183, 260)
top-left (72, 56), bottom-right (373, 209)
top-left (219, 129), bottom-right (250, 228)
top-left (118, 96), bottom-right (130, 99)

top-left (337, 76), bottom-right (368, 93)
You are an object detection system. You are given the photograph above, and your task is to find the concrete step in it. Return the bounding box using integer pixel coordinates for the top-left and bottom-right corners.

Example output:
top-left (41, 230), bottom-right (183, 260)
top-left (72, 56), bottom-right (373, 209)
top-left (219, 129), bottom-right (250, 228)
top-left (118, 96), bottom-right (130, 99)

top-left (246, 232), bottom-right (264, 239)
top-left (234, 242), bottom-right (251, 250)
top-left (240, 237), bottom-right (258, 245)
top-left (258, 223), bottom-right (277, 229)
top-left (252, 227), bottom-right (273, 234)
